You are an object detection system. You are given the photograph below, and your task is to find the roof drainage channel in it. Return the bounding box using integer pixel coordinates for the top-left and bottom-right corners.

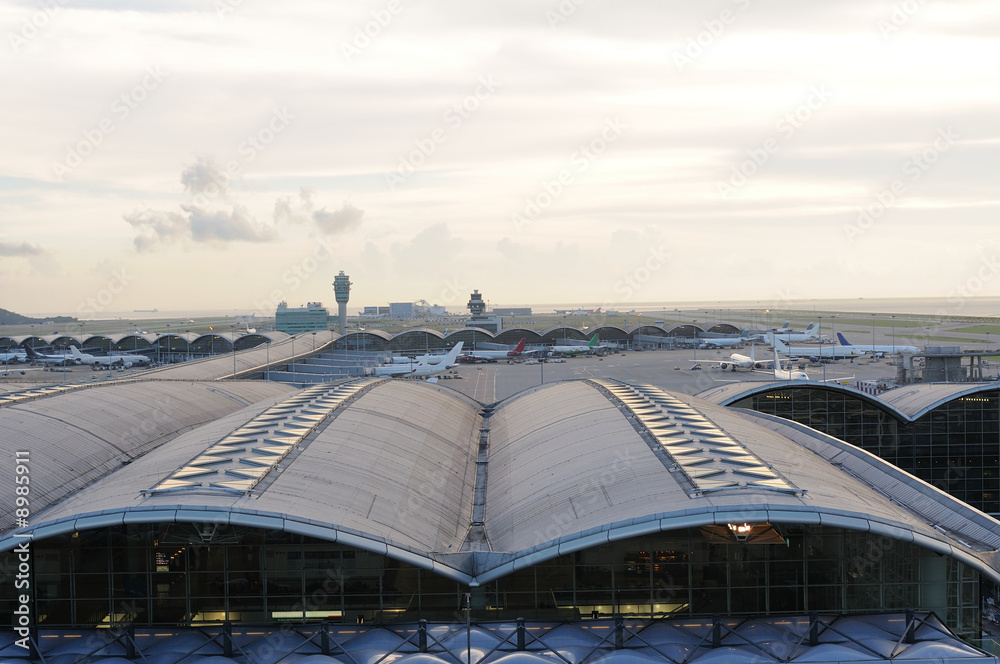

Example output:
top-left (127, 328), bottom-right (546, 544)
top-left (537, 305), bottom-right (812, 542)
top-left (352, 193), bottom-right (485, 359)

top-left (462, 404), bottom-right (493, 552)
top-left (589, 378), bottom-right (802, 498)
top-left (142, 378), bottom-right (384, 496)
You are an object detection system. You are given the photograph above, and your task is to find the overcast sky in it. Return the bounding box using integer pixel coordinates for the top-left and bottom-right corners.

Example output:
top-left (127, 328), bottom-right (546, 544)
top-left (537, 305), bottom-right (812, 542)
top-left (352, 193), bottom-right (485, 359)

top-left (2, 0), bottom-right (999, 317)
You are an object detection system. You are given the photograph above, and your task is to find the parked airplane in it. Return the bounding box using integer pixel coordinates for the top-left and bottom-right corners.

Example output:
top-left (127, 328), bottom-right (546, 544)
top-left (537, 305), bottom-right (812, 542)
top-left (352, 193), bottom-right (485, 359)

top-left (21, 345), bottom-right (73, 366)
top-left (69, 346), bottom-right (150, 368)
top-left (694, 344), bottom-right (774, 371)
top-left (391, 340), bottom-right (491, 365)
top-left (374, 342), bottom-right (464, 378)
top-left (549, 334), bottom-right (600, 356)
top-left (836, 333), bottom-right (920, 357)
top-left (773, 349), bottom-right (809, 380)
top-left (568, 307), bottom-right (601, 316)
top-left (700, 331), bottom-right (753, 348)
top-left (771, 337), bottom-right (862, 360)
top-left (0, 350), bottom-right (27, 363)
top-left (768, 323), bottom-right (820, 343)
top-left (461, 338), bottom-right (528, 362)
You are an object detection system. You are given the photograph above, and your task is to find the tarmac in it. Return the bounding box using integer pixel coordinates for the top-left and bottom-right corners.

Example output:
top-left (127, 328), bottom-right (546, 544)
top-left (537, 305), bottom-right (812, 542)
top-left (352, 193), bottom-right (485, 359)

top-left (438, 346), bottom-right (903, 404)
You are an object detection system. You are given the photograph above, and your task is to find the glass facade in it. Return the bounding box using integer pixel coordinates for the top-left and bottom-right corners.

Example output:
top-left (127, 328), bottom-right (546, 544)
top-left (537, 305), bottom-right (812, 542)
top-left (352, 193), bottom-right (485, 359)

top-left (0, 523), bottom-right (979, 637)
top-left (732, 388), bottom-right (1000, 515)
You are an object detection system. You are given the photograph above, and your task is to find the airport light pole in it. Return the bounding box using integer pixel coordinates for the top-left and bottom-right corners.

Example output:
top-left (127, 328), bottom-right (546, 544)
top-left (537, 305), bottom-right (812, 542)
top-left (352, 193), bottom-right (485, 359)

top-left (831, 315), bottom-right (836, 354)
top-left (872, 314), bottom-right (876, 357)
top-left (891, 316), bottom-right (895, 357)
top-left (819, 318), bottom-right (826, 383)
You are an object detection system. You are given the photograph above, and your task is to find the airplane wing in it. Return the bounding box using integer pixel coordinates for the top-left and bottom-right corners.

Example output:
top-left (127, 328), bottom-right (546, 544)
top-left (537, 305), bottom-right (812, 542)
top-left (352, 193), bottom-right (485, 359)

top-left (688, 359), bottom-right (730, 367)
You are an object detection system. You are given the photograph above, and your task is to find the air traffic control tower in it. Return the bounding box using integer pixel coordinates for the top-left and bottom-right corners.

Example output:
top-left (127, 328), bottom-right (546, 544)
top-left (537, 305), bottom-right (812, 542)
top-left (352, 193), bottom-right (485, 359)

top-left (465, 289), bottom-right (503, 334)
top-left (333, 271), bottom-right (351, 335)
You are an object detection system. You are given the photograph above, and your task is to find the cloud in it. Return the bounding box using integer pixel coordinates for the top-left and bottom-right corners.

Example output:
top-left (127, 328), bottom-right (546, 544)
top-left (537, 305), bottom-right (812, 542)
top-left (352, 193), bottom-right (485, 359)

top-left (181, 155), bottom-right (231, 198)
top-left (186, 204), bottom-right (276, 243)
top-left (274, 187), bottom-right (316, 225)
top-left (124, 205), bottom-right (274, 251)
top-left (126, 153), bottom-right (357, 251)
top-left (126, 157), bottom-right (283, 251)
top-left (313, 202), bottom-right (364, 234)
top-left (123, 208), bottom-right (189, 252)
top-left (0, 240), bottom-right (45, 257)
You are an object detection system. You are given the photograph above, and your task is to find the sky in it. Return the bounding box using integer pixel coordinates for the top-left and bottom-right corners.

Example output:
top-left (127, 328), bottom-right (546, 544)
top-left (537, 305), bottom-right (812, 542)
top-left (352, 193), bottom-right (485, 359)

top-left (1, 0), bottom-right (999, 318)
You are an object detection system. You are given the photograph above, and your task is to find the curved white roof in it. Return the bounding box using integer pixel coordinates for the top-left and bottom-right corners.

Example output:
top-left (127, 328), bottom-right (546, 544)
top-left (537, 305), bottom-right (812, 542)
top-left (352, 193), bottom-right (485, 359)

top-left (878, 382), bottom-right (1000, 419)
top-left (138, 330), bottom-right (337, 381)
top-left (0, 379), bottom-right (296, 531)
top-left (698, 380), bottom-right (1000, 422)
top-left (2, 377), bottom-right (999, 586)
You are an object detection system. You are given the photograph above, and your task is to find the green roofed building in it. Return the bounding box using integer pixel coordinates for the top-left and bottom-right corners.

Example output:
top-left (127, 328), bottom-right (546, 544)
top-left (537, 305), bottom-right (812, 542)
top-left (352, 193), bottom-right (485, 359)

top-left (275, 300), bottom-right (329, 334)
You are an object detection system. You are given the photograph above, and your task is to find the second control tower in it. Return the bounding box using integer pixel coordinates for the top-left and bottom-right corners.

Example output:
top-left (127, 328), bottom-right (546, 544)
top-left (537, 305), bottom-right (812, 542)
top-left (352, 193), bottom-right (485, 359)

top-left (333, 271), bottom-right (352, 335)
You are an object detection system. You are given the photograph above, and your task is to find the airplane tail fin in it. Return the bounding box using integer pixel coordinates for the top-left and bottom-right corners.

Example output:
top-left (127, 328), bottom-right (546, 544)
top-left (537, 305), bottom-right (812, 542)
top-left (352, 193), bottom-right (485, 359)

top-left (771, 337), bottom-right (789, 352)
top-left (513, 338), bottom-right (526, 354)
top-left (588, 334), bottom-right (598, 348)
top-left (444, 341), bottom-right (464, 364)
top-left (781, 321), bottom-right (789, 330)
top-left (70, 346), bottom-right (82, 357)
top-left (21, 344), bottom-right (38, 358)
top-left (836, 332), bottom-right (850, 346)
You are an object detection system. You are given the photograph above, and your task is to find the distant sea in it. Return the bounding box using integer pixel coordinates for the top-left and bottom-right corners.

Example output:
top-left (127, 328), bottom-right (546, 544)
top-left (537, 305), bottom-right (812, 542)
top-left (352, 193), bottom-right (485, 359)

top-left (24, 296), bottom-right (1000, 321)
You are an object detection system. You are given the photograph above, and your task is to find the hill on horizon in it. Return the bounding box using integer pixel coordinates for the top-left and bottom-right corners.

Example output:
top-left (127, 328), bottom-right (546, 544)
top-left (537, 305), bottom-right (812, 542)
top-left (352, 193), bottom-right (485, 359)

top-left (0, 307), bottom-right (77, 326)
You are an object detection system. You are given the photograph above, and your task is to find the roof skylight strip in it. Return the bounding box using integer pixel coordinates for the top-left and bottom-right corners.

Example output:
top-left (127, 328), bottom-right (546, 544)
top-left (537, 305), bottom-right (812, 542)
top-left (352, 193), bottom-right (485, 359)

top-left (591, 379), bottom-right (800, 496)
top-left (144, 377), bottom-right (382, 495)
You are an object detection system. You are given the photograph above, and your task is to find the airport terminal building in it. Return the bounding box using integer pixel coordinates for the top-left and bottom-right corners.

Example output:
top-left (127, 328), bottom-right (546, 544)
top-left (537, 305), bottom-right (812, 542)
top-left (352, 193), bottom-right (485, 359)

top-left (699, 381), bottom-right (1000, 517)
top-left (3, 362), bottom-right (1000, 662)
